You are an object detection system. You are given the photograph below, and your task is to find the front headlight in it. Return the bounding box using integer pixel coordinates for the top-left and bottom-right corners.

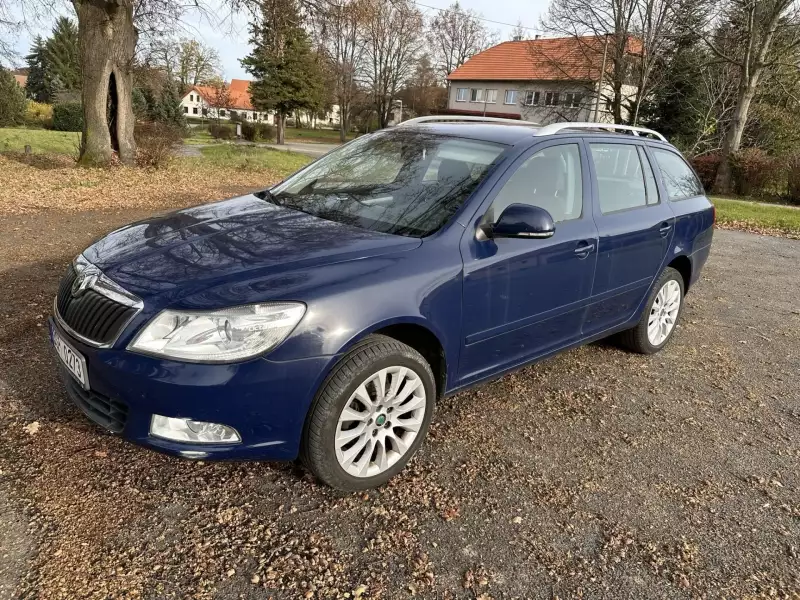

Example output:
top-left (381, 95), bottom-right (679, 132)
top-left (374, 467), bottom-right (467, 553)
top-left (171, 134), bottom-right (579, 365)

top-left (128, 302), bottom-right (306, 362)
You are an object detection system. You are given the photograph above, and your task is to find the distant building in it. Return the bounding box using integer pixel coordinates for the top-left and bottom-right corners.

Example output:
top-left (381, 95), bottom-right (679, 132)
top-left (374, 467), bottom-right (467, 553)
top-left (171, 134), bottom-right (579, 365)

top-left (445, 36), bottom-right (640, 125)
top-left (180, 79), bottom-right (272, 122)
top-left (180, 79), bottom-right (341, 127)
top-left (13, 74), bottom-right (28, 88)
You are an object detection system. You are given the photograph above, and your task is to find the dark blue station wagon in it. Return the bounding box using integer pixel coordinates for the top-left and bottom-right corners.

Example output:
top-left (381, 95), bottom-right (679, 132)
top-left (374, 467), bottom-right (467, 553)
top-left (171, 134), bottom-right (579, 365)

top-left (50, 118), bottom-right (714, 490)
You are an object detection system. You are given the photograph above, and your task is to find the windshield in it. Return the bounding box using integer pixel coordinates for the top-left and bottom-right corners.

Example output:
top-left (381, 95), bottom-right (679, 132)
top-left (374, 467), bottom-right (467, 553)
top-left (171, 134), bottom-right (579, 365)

top-left (269, 130), bottom-right (506, 237)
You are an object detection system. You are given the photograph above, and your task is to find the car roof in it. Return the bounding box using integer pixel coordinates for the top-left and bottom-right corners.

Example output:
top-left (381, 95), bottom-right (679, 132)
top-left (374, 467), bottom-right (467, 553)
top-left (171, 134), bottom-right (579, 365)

top-left (402, 123), bottom-right (539, 145)
top-left (394, 120), bottom-right (674, 149)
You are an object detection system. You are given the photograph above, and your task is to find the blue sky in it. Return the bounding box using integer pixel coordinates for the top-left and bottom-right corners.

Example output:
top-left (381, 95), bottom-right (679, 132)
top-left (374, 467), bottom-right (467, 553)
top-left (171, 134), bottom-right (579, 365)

top-left (10, 0), bottom-right (550, 79)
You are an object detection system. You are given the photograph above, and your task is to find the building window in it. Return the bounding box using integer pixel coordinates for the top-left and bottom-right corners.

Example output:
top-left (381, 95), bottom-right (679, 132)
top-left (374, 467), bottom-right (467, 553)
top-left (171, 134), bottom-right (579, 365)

top-left (183, 106), bottom-right (189, 114)
top-left (470, 88), bottom-right (484, 102)
top-left (219, 109), bottom-right (226, 116)
top-left (202, 108), bottom-right (208, 116)
top-left (524, 91), bottom-right (540, 106)
top-left (485, 89), bottom-right (497, 104)
top-left (456, 88), bottom-right (468, 102)
top-left (564, 93), bottom-right (583, 108)
top-left (545, 92), bottom-right (560, 106)
top-left (192, 107), bottom-right (198, 114)
top-left (189, 94), bottom-right (194, 102)
top-left (504, 90), bottom-right (517, 105)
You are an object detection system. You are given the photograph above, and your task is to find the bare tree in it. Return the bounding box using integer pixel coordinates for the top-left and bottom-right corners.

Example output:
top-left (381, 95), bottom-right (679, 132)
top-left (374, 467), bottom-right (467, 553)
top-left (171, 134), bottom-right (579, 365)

top-left (207, 79), bottom-right (233, 123)
top-left (695, 0), bottom-right (800, 192)
top-left (177, 39), bottom-right (221, 89)
top-left (541, 0), bottom-right (680, 125)
top-left (427, 2), bottom-right (498, 82)
top-left (312, 0), bottom-right (367, 141)
top-left (362, 0), bottom-right (423, 128)
top-left (143, 37), bottom-right (221, 90)
top-left (508, 20), bottom-right (528, 41)
top-left (684, 61), bottom-right (739, 156)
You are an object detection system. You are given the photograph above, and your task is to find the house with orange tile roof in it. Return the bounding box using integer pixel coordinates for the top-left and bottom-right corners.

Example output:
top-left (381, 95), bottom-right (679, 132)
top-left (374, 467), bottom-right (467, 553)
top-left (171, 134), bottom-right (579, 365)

top-left (445, 35), bottom-right (640, 125)
top-left (180, 79), bottom-right (274, 122)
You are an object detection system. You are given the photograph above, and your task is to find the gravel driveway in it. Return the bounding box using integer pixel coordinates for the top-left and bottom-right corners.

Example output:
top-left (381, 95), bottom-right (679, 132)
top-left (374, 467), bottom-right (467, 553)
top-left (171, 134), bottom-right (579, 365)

top-left (0, 209), bottom-right (798, 600)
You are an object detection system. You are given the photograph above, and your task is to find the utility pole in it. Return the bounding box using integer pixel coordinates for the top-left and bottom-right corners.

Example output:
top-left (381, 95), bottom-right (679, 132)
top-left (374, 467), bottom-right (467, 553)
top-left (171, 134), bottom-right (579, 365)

top-left (592, 33), bottom-right (610, 123)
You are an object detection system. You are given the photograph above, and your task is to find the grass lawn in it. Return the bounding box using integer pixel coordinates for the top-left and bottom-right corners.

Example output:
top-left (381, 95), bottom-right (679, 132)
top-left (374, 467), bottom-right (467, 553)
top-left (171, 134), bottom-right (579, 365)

top-left (284, 127), bottom-right (355, 143)
top-left (184, 129), bottom-right (217, 145)
top-left (0, 127), bottom-right (80, 155)
top-left (196, 144), bottom-right (311, 173)
top-left (712, 196), bottom-right (800, 235)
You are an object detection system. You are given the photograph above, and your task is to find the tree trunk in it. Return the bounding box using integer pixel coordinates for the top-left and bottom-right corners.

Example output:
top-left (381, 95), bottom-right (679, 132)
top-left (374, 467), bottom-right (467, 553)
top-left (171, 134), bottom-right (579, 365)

top-left (73, 0), bottom-right (137, 167)
top-left (276, 113), bottom-right (285, 144)
top-left (714, 81), bottom-right (757, 194)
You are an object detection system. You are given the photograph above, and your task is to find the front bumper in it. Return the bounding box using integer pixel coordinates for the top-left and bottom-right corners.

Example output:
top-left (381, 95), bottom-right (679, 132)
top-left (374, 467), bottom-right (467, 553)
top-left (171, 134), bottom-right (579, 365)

top-left (49, 318), bottom-right (334, 461)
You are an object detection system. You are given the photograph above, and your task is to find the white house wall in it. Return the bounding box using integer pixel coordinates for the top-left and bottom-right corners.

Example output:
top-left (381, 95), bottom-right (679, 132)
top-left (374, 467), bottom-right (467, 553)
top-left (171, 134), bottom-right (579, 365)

top-left (447, 80), bottom-right (637, 125)
top-left (179, 91), bottom-right (274, 122)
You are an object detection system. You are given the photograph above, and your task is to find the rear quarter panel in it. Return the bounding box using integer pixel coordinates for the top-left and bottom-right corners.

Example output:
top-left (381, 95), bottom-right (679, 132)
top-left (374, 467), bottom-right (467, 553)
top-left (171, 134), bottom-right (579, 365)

top-left (666, 196), bottom-right (714, 288)
top-left (645, 142), bottom-right (714, 289)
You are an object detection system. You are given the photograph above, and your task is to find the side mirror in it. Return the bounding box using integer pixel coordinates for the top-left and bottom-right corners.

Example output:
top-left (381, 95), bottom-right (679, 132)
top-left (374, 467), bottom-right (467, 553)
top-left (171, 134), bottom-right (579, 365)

top-left (480, 204), bottom-right (555, 240)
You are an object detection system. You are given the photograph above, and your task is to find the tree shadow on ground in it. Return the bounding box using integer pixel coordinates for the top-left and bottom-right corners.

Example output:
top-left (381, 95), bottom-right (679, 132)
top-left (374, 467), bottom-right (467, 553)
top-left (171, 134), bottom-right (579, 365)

top-left (1, 151), bottom-right (76, 171)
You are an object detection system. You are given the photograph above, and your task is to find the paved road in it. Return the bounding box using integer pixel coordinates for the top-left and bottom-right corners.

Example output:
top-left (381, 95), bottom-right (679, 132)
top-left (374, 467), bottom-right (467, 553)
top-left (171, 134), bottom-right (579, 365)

top-left (0, 222), bottom-right (798, 599)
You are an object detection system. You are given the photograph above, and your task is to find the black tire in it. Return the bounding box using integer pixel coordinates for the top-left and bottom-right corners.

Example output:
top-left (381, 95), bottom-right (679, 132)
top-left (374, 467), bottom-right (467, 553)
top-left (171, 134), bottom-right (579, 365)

top-left (618, 266), bottom-right (685, 354)
top-left (300, 334), bottom-right (436, 491)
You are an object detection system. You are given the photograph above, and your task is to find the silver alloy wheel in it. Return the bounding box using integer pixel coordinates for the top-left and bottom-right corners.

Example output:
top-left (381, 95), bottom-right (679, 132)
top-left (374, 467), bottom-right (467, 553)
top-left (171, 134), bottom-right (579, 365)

top-left (334, 366), bottom-right (426, 478)
top-left (648, 279), bottom-right (681, 346)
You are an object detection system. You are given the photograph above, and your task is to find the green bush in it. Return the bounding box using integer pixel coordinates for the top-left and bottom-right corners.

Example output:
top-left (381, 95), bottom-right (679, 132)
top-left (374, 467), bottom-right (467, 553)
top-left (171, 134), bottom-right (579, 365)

top-left (241, 121), bottom-right (275, 142)
top-left (0, 68), bottom-right (27, 126)
top-left (24, 101), bottom-right (54, 128)
top-left (209, 123), bottom-right (235, 140)
top-left (52, 101), bottom-right (83, 131)
top-left (730, 149), bottom-right (785, 197)
top-left (787, 154), bottom-right (800, 205)
top-left (690, 153), bottom-right (721, 191)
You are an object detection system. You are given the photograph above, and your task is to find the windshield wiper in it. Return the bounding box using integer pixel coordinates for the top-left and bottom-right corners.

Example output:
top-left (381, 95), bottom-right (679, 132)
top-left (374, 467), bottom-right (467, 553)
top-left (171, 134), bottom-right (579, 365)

top-left (256, 188), bottom-right (282, 205)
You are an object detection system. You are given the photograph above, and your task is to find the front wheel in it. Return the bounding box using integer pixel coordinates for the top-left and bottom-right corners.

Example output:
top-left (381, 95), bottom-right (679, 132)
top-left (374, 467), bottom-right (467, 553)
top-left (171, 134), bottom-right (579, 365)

top-left (619, 266), bottom-right (685, 354)
top-left (300, 335), bottom-right (436, 491)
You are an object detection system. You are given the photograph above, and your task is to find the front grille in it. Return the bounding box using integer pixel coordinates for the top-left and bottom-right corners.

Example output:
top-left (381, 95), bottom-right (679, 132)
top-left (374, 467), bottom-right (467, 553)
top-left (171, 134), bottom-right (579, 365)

top-left (59, 367), bottom-right (129, 433)
top-left (56, 264), bottom-right (138, 346)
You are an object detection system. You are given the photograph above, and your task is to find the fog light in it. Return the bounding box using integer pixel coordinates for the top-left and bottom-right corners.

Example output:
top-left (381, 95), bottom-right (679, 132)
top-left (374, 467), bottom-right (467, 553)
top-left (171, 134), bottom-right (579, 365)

top-left (150, 415), bottom-right (241, 444)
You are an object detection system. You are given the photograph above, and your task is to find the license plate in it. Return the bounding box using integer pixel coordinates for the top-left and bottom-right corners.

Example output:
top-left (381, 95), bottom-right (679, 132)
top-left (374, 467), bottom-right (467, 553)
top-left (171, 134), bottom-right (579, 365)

top-left (51, 323), bottom-right (89, 390)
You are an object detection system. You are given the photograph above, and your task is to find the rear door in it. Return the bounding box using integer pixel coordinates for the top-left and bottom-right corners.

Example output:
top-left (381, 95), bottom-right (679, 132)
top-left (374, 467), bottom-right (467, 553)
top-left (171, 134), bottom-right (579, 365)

top-left (583, 140), bottom-right (675, 335)
top-left (458, 140), bottom-right (598, 383)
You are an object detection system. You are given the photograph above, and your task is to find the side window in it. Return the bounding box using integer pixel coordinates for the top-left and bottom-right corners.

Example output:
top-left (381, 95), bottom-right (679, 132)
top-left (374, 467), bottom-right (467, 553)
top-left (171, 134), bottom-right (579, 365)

top-left (589, 143), bottom-right (647, 214)
top-left (652, 149), bottom-right (703, 201)
top-left (484, 144), bottom-right (583, 224)
top-left (638, 147), bottom-right (660, 205)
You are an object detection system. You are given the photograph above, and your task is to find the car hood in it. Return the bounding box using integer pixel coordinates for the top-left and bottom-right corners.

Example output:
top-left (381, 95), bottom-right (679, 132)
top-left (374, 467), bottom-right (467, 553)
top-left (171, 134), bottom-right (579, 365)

top-left (83, 194), bottom-right (421, 302)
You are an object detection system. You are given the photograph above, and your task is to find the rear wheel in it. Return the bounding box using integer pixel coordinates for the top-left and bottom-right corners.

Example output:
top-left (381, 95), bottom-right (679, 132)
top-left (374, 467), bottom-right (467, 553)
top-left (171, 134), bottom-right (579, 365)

top-left (619, 266), bottom-right (684, 354)
top-left (301, 335), bottom-right (435, 491)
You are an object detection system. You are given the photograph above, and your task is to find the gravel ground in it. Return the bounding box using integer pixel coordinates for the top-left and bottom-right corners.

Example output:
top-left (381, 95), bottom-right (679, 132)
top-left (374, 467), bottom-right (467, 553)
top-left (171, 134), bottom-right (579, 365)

top-left (0, 207), bottom-right (798, 600)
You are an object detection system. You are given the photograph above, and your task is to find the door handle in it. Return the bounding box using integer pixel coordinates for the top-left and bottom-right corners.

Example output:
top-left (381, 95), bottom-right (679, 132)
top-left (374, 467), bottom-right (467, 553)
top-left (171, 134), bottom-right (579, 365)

top-left (574, 242), bottom-right (595, 258)
top-left (659, 222), bottom-right (672, 237)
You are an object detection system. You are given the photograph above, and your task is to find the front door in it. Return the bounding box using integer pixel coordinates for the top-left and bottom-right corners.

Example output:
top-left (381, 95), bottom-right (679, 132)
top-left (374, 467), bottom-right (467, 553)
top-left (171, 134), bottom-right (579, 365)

top-left (582, 141), bottom-right (675, 335)
top-left (458, 141), bottom-right (598, 384)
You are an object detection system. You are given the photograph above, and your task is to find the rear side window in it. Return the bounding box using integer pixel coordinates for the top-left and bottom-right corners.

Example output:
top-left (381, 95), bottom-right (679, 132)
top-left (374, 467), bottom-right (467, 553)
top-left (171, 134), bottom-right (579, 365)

top-left (652, 149), bottom-right (703, 201)
top-left (589, 143), bottom-right (648, 213)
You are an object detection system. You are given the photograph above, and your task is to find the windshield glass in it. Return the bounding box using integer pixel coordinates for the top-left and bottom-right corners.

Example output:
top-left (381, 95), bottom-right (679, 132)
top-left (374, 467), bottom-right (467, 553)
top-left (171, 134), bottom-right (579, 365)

top-left (269, 130), bottom-right (506, 237)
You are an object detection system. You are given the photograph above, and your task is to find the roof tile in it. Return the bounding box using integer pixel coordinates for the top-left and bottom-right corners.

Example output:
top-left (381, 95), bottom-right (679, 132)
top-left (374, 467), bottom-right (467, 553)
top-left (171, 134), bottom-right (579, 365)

top-left (447, 36), bottom-right (640, 82)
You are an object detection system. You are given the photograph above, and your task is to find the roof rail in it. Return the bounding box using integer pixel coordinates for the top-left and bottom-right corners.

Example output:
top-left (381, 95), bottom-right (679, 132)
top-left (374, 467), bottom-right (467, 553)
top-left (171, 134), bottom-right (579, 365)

top-left (398, 115), bottom-right (539, 127)
top-left (534, 122), bottom-right (667, 142)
